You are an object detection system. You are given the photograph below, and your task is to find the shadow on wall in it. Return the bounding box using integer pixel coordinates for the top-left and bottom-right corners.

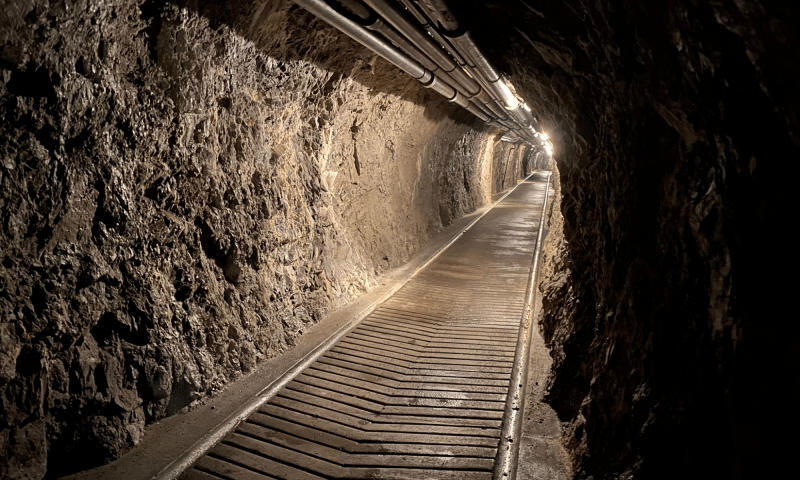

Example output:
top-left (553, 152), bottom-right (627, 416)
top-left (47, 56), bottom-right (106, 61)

top-left (166, 0), bottom-right (470, 126)
top-left (447, 0), bottom-right (800, 478)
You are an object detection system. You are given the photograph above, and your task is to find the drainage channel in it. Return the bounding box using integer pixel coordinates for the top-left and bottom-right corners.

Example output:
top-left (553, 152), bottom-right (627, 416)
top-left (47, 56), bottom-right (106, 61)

top-left (177, 172), bottom-right (551, 480)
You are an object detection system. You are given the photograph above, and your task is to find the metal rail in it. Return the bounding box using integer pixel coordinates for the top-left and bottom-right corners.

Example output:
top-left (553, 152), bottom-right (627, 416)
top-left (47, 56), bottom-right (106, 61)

top-left (493, 171), bottom-right (552, 480)
top-left (152, 173), bottom-right (544, 480)
top-left (170, 173), bottom-right (552, 480)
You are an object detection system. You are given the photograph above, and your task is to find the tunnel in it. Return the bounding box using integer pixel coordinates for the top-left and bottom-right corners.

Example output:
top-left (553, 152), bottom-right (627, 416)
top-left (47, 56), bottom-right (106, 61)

top-left (0, 0), bottom-right (798, 479)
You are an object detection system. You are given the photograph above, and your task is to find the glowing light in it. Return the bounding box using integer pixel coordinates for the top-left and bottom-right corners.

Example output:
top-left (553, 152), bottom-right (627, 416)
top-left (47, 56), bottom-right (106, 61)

top-left (540, 132), bottom-right (549, 141)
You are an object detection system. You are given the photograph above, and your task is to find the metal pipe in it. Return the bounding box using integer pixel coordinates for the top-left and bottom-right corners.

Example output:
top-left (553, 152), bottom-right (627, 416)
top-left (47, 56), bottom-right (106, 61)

top-left (419, 3), bottom-right (548, 147)
top-left (401, 0), bottom-right (468, 66)
top-left (474, 100), bottom-right (497, 120)
top-left (465, 101), bottom-right (489, 121)
top-left (295, 0), bottom-right (428, 80)
top-left (344, 0), bottom-right (481, 111)
top-left (297, 0), bottom-right (544, 147)
top-left (365, 16), bottom-right (477, 105)
top-left (501, 131), bottom-right (520, 142)
top-left (510, 106), bottom-right (529, 126)
top-left (415, 0), bottom-right (460, 32)
top-left (363, 0), bottom-right (451, 67)
top-left (423, 24), bottom-right (468, 66)
top-left (484, 98), bottom-right (509, 120)
top-left (366, 17), bottom-right (437, 71)
top-left (465, 63), bottom-right (511, 115)
top-left (396, 0), bottom-right (428, 23)
top-left (450, 32), bottom-right (519, 110)
top-left (438, 29), bottom-right (526, 120)
top-left (519, 104), bottom-right (543, 133)
top-left (362, 0), bottom-right (480, 95)
top-left (463, 69), bottom-right (507, 116)
top-left (451, 91), bottom-right (470, 108)
top-left (364, 0), bottom-right (514, 129)
top-left (501, 119), bottom-right (518, 131)
top-left (451, 37), bottom-right (544, 143)
top-left (336, 0), bottom-right (373, 21)
top-left (449, 32), bottom-right (498, 80)
top-left (423, 75), bottom-right (455, 100)
top-left (400, 0), bottom-right (526, 123)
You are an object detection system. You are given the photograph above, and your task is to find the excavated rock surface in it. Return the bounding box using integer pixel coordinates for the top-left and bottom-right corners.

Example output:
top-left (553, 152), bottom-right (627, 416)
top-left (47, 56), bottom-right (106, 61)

top-left (0, 1), bottom-right (506, 476)
top-left (453, 0), bottom-right (799, 478)
top-left (5, 0), bottom-right (795, 478)
top-left (493, 141), bottom-right (526, 192)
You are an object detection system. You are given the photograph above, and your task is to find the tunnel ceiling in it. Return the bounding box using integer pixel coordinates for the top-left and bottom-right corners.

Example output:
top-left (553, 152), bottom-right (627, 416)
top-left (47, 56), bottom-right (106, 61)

top-left (1, 0), bottom-right (799, 478)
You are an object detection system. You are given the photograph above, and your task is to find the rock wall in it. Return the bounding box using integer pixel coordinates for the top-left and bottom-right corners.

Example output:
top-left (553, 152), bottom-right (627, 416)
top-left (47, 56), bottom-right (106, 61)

top-left (453, 0), bottom-right (799, 477)
top-left (0, 1), bottom-right (499, 476)
top-left (4, 0), bottom-right (795, 477)
top-left (492, 141), bottom-right (529, 193)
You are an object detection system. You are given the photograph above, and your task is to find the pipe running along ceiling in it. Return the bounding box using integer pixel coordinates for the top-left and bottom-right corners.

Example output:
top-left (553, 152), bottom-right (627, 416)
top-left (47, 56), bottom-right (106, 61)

top-left (292, 0), bottom-right (553, 153)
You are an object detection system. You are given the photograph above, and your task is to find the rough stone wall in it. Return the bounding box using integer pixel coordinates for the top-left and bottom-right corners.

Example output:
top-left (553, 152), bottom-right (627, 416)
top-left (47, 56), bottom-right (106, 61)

top-left (454, 0), bottom-right (799, 477)
top-left (528, 149), bottom-right (552, 173)
top-left (0, 0), bottom-right (498, 476)
top-left (6, 0), bottom-right (794, 477)
top-left (493, 141), bottom-right (527, 193)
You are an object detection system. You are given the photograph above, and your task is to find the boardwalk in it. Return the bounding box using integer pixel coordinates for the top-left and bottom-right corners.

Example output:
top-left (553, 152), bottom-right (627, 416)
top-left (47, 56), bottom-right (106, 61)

top-left (181, 173), bottom-right (551, 480)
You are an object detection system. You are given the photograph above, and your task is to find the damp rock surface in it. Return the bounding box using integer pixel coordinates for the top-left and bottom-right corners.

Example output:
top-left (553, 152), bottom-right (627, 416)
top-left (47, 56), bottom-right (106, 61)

top-left (2, 0), bottom-right (797, 478)
top-left (452, 0), bottom-right (800, 478)
top-left (0, 1), bottom-right (508, 476)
